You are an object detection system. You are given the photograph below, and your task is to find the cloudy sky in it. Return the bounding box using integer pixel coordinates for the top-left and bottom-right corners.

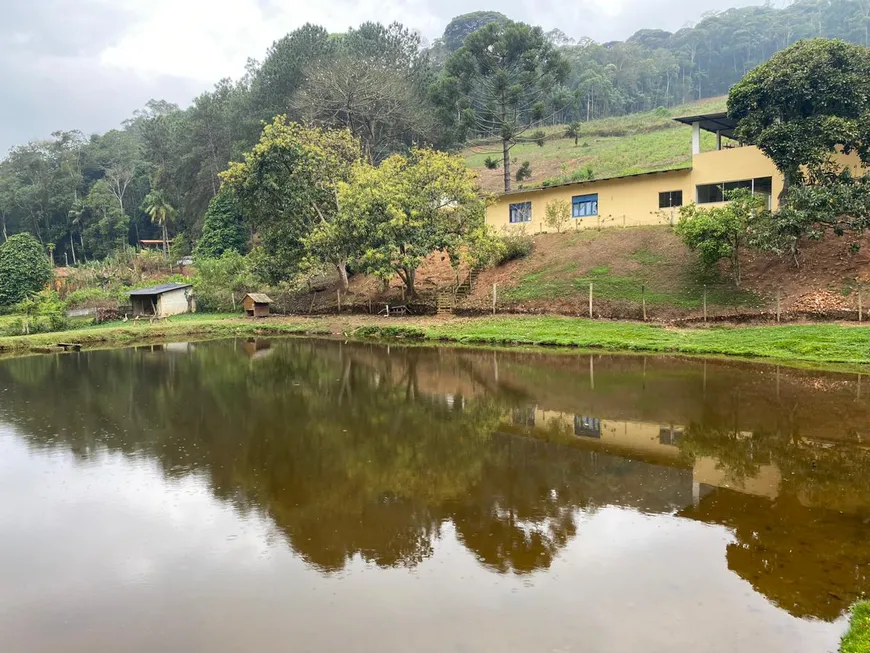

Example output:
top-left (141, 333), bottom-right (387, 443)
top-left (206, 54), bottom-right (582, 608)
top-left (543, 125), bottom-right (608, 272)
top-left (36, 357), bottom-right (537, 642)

top-left (1, 0), bottom-right (768, 153)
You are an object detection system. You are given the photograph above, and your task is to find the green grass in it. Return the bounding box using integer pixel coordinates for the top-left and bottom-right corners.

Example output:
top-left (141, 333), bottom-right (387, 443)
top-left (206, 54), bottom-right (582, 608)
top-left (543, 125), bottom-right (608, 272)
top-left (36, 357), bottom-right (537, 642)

top-left (842, 602), bottom-right (870, 653)
top-left (502, 256), bottom-right (763, 310)
top-left (0, 314), bottom-right (329, 353)
top-left (419, 317), bottom-right (870, 365)
top-left (465, 98), bottom-right (727, 190)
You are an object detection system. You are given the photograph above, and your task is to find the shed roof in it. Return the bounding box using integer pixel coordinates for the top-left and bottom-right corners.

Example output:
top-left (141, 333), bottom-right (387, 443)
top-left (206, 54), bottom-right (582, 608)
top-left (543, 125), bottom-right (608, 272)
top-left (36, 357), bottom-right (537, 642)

top-left (245, 293), bottom-right (274, 304)
top-left (128, 283), bottom-right (193, 297)
top-left (672, 111), bottom-right (738, 139)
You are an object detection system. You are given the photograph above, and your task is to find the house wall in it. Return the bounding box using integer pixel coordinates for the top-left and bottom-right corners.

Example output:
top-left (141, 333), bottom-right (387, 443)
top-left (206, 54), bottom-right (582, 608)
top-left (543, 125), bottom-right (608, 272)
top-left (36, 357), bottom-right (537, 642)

top-left (156, 288), bottom-right (192, 317)
top-left (485, 144), bottom-right (788, 232)
top-left (485, 169), bottom-right (693, 232)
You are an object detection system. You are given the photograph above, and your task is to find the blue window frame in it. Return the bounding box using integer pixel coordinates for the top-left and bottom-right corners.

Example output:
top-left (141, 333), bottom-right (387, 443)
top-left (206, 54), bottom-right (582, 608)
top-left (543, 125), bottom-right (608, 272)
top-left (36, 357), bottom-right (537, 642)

top-left (572, 193), bottom-right (598, 218)
top-left (509, 201), bottom-right (532, 223)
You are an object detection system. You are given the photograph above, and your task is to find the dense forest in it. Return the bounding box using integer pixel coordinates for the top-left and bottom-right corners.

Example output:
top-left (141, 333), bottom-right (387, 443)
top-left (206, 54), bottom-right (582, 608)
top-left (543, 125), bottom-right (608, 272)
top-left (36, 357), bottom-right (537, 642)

top-left (2, 0), bottom-right (870, 265)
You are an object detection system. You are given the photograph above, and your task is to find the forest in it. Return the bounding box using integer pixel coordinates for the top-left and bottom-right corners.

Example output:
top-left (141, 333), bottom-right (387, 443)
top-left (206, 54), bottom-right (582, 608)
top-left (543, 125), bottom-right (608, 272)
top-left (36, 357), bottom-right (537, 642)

top-left (2, 0), bottom-right (870, 268)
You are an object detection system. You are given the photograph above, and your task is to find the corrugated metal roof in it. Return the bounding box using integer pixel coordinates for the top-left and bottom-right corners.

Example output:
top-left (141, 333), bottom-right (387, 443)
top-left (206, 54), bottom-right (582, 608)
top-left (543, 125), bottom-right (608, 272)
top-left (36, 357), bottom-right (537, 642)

top-left (501, 166), bottom-right (691, 196)
top-left (245, 293), bottom-right (274, 304)
top-left (672, 111), bottom-right (738, 138)
top-left (128, 283), bottom-right (192, 296)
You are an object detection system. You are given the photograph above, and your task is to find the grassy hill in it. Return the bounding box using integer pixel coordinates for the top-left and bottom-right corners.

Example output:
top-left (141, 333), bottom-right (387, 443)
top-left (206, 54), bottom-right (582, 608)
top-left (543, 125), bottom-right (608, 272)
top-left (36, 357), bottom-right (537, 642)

top-left (464, 98), bottom-right (727, 193)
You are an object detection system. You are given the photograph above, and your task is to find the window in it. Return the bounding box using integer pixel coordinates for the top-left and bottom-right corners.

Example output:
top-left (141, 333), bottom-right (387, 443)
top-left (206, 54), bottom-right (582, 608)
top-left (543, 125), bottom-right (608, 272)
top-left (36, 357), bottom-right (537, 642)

top-left (697, 177), bottom-right (773, 206)
top-left (574, 415), bottom-right (601, 439)
top-left (509, 201), bottom-right (532, 223)
top-left (572, 193), bottom-right (598, 218)
top-left (659, 190), bottom-right (683, 209)
top-left (513, 407), bottom-right (536, 427)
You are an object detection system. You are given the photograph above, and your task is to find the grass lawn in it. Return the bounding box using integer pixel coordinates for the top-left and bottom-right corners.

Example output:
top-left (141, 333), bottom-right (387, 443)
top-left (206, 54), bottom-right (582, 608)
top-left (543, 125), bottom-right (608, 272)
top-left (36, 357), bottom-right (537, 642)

top-left (4, 313), bottom-right (870, 368)
top-left (842, 602), bottom-right (870, 653)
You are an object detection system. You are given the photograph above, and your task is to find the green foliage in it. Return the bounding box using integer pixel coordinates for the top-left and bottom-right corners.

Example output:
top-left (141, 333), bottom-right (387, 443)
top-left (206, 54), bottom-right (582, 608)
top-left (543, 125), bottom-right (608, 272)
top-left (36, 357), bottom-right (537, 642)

top-left (222, 117), bottom-right (361, 287)
top-left (140, 189), bottom-right (177, 255)
top-left (841, 602), bottom-right (870, 653)
top-left (0, 233), bottom-right (53, 306)
top-left (515, 161), bottom-right (532, 182)
top-left (729, 39), bottom-right (870, 186)
top-left (13, 290), bottom-right (68, 335)
top-left (337, 147), bottom-right (486, 295)
top-left (192, 251), bottom-right (258, 313)
top-left (544, 199), bottom-right (571, 233)
top-left (194, 189), bottom-right (248, 259)
top-left (440, 11), bottom-right (509, 53)
top-left (434, 20), bottom-right (569, 191)
top-left (464, 226), bottom-right (507, 268)
top-left (64, 287), bottom-right (116, 308)
top-left (483, 155), bottom-right (500, 170)
top-left (82, 180), bottom-right (130, 259)
top-left (497, 228), bottom-right (534, 264)
top-left (675, 189), bottom-right (768, 285)
top-left (564, 122), bottom-right (582, 145)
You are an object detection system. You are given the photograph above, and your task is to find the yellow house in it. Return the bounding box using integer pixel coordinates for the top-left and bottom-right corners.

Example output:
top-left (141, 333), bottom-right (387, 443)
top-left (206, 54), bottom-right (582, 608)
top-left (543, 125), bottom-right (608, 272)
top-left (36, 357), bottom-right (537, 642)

top-left (485, 112), bottom-right (787, 230)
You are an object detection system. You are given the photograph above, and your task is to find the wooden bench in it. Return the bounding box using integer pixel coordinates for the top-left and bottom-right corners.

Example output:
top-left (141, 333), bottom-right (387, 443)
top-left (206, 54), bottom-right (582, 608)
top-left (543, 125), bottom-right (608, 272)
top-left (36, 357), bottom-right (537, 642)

top-left (378, 304), bottom-right (412, 316)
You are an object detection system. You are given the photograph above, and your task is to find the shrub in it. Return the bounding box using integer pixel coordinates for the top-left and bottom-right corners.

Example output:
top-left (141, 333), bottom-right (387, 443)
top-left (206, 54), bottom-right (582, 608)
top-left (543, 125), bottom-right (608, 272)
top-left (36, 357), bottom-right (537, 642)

top-left (0, 234), bottom-right (53, 306)
top-left (15, 290), bottom-right (68, 335)
top-left (193, 251), bottom-right (258, 312)
top-left (483, 156), bottom-right (501, 170)
top-left (515, 161), bottom-right (532, 182)
top-left (465, 226), bottom-right (507, 268)
top-left (497, 228), bottom-right (534, 264)
top-left (544, 199), bottom-right (571, 233)
top-left (64, 287), bottom-right (116, 309)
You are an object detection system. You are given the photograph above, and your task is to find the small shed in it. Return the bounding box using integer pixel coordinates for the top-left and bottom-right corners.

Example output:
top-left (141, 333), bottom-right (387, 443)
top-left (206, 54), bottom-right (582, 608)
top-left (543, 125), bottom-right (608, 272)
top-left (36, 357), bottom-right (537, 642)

top-left (128, 283), bottom-right (194, 318)
top-left (243, 293), bottom-right (273, 318)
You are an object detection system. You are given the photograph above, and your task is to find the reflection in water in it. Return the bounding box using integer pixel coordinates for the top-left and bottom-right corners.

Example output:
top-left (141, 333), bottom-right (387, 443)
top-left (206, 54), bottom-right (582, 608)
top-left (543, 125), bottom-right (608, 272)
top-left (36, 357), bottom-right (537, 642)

top-left (0, 340), bottom-right (868, 652)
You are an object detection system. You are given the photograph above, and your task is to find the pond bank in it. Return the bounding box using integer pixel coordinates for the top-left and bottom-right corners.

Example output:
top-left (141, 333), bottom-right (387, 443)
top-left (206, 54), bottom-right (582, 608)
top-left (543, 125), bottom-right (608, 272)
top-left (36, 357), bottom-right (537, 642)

top-left (2, 314), bottom-right (870, 368)
top-left (842, 602), bottom-right (870, 653)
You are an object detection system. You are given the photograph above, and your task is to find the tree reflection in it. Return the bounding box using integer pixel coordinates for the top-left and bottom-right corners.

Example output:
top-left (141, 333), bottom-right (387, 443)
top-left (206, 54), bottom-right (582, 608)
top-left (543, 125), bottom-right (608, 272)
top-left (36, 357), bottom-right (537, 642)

top-left (1, 341), bottom-right (869, 621)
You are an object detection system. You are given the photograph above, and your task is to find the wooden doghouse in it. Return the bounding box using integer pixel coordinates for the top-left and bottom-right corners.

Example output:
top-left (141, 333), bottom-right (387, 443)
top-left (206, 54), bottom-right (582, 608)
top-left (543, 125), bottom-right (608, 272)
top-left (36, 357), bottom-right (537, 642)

top-left (243, 293), bottom-right (273, 318)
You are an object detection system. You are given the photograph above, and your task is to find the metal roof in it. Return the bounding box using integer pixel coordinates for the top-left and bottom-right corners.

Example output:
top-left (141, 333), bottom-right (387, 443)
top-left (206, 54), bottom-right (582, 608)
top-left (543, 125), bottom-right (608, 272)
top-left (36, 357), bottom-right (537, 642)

top-left (501, 166), bottom-right (691, 196)
top-left (672, 111), bottom-right (738, 139)
top-left (128, 283), bottom-right (193, 296)
top-left (245, 293), bottom-right (274, 304)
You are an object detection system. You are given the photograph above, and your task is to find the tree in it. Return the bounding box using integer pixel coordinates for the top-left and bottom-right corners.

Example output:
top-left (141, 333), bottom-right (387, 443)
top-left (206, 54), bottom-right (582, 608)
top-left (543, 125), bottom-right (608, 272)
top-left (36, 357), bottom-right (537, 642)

top-left (141, 189), bottom-right (177, 257)
top-left (728, 39), bottom-right (870, 187)
top-left (292, 22), bottom-right (438, 163)
top-left (83, 180), bottom-right (130, 259)
top-left (222, 118), bottom-right (362, 288)
top-left (194, 189), bottom-right (248, 259)
top-left (434, 21), bottom-right (569, 191)
top-left (675, 189), bottom-right (767, 285)
top-left (441, 11), bottom-right (509, 53)
top-left (337, 148), bottom-right (485, 296)
top-left (564, 122), bottom-right (582, 146)
top-left (544, 199), bottom-right (571, 233)
top-left (0, 233), bottom-right (53, 306)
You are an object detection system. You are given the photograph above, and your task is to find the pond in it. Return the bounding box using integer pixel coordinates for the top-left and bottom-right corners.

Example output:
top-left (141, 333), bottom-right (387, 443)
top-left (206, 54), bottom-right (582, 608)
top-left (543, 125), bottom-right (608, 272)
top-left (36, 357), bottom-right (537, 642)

top-left (0, 338), bottom-right (868, 653)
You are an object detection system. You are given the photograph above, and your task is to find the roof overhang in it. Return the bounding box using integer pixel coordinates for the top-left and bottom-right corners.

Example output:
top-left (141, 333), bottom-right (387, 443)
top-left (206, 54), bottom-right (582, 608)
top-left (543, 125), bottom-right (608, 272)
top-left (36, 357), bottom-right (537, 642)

top-left (673, 112), bottom-right (738, 139)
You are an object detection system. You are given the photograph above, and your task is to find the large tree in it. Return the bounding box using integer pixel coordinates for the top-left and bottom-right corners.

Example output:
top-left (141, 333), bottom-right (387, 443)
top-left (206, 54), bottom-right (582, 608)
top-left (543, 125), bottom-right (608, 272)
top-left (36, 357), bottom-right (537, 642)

top-left (194, 189), bottom-right (248, 260)
top-left (434, 21), bottom-right (569, 191)
top-left (336, 148), bottom-right (485, 297)
top-left (728, 38), bottom-right (870, 187)
top-left (222, 118), bottom-right (361, 288)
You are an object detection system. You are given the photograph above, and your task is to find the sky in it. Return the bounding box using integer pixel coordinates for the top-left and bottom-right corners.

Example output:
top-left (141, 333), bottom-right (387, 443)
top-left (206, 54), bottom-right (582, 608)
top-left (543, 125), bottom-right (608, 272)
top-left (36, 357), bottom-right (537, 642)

top-left (0, 0), bottom-right (769, 153)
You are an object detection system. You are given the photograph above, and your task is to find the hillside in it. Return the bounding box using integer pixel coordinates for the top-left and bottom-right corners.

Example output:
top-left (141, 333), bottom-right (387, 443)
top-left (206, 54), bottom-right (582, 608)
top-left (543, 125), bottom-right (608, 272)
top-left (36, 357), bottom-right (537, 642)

top-left (331, 226), bottom-right (870, 323)
top-left (465, 98), bottom-right (727, 193)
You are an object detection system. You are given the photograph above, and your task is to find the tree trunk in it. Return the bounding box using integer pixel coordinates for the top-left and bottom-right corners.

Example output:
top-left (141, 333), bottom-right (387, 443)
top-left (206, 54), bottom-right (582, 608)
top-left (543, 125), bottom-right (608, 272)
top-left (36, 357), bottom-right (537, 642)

top-left (69, 232), bottom-right (77, 266)
top-left (502, 138), bottom-right (511, 192)
top-left (336, 260), bottom-right (349, 292)
top-left (1, 215), bottom-right (6, 242)
top-left (163, 224), bottom-right (169, 259)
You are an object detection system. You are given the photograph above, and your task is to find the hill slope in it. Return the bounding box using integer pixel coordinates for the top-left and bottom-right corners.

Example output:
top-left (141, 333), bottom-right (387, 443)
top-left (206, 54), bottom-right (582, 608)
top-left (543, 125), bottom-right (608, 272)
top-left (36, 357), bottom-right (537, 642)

top-left (465, 98), bottom-right (726, 193)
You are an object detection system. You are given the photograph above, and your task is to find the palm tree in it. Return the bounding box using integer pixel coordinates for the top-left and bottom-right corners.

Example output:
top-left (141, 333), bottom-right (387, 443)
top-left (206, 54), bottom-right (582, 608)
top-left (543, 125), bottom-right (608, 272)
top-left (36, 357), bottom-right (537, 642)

top-left (141, 189), bottom-right (177, 258)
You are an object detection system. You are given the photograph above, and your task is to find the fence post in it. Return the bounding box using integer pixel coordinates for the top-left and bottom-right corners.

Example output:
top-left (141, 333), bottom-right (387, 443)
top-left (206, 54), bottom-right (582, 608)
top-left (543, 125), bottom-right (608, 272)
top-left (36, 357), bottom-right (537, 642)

top-left (588, 282), bottom-right (593, 319)
top-left (642, 284), bottom-right (647, 322)
top-left (492, 283), bottom-right (497, 315)
top-left (703, 285), bottom-right (707, 323)
top-left (776, 288), bottom-right (781, 323)
top-left (309, 291), bottom-right (316, 315)
top-left (859, 287), bottom-right (863, 323)
top-left (337, 289), bottom-right (341, 313)
top-left (231, 292), bottom-right (236, 312)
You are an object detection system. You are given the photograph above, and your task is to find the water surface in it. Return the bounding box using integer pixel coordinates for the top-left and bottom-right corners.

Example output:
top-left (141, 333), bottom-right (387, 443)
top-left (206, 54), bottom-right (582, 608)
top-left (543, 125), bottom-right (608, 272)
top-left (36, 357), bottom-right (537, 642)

top-left (1, 339), bottom-right (868, 652)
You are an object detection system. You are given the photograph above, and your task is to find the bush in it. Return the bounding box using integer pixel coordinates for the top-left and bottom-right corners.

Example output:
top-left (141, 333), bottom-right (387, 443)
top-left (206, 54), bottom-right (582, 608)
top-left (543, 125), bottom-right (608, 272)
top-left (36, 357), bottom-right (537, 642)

top-left (515, 161), bottom-right (532, 182)
top-left (14, 290), bottom-right (69, 335)
top-left (64, 287), bottom-right (116, 309)
top-left (465, 226), bottom-right (507, 268)
top-left (483, 156), bottom-right (501, 170)
top-left (544, 199), bottom-right (571, 233)
top-left (193, 251), bottom-right (258, 312)
top-left (497, 228), bottom-right (534, 264)
top-left (0, 234), bottom-right (53, 306)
